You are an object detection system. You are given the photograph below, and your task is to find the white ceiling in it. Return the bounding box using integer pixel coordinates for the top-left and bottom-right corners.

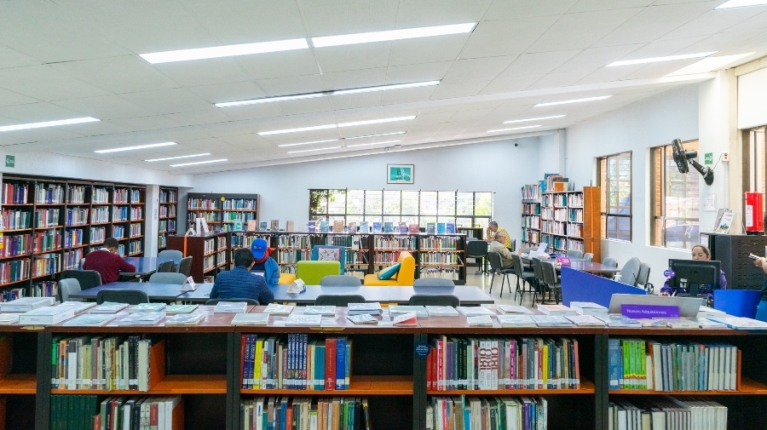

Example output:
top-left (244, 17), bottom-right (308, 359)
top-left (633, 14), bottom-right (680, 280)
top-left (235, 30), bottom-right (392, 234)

top-left (0, 0), bottom-right (766, 174)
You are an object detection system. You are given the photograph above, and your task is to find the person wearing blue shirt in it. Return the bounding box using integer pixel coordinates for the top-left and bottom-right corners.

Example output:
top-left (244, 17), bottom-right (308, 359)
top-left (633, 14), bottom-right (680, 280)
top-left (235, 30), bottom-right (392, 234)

top-left (250, 238), bottom-right (280, 289)
top-left (209, 248), bottom-right (274, 304)
top-left (660, 245), bottom-right (727, 300)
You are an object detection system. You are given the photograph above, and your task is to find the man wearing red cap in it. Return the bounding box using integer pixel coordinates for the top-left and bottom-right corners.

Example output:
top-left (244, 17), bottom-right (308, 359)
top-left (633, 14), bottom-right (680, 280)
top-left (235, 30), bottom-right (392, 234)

top-left (250, 238), bottom-right (280, 289)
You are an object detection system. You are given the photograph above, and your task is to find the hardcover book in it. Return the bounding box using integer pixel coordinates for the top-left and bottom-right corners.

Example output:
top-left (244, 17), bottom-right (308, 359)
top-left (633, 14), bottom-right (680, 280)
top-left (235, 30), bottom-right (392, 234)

top-left (426, 223), bottom-right (436, 234)
top-left (62, 314), bottom-right (116, 327)
top-left (437, 223), bottom-right (446, 234)
top-left (425, 306), bottom-right (459, 317)
top-left (446, 223), bottom-right (456, 234)
top-left (457, 306), bottom-right (496, 317)
top-left (383, 222), bottom-right (394, 233)
top-left (129, 303), bottom-right (167, 313)
top-left (165, 313), bottom-right (205, 325)
top-left (347, 314), bottom-right (378, 325)
top-left (307, 221), bottom-right (317, 232)
top-left (165, 304), bottom-right (198, 314)
top-left (230, 313), bottom-right (269, 326)
top-left (303, 306), bottom-right (336, 316)
top-left (408, 224), bottom-right (420, 233)
top-left (285, 314), bottom-right (322, 326)
top-left (262, 304), bottom-right (294, 315)
top-left (496, 314), bottom-right (536, 327)
top-left (319, 221), bottom-right (329, 233)
top-left (259, 221), bottom-right (268, 231)
top-left (372, 222), bottom-right (382, 233)
top-left (360, 221), bottom-right (370, 233)
top-left (398, 222), bottom-right (408, 234)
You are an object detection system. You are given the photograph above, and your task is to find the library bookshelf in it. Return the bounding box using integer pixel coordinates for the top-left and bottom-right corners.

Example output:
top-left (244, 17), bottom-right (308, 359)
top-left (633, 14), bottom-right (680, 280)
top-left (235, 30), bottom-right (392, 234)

top-left (186, 193), bottom-right (259, 233)
top-left (521, 183), bottom-right (542, 249)
top-left (530, 186), bottom-right (601, 261)
top-left (158, 187), bottom-right (178, 252)
top-left (0, 176), bottom-right (150, 302)
top-left (166, 232), bottom-right (230, 282)
top-left (2, 308), bottom-right (765, 430)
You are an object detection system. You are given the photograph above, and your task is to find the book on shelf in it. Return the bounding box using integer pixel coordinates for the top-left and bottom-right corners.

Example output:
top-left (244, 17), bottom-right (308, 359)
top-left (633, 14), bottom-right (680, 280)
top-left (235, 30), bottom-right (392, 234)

top-left (706, 315), bottom-right (767, 330)
top-left (263, 303), bottom-right (294, 315)
top-left (383, 222), bottom-right (394, 233)
top-left (446, 223), bottom-right (456, 234)
top-left (531, 315), bottom-right (573, 327)
top-left (303, 305), bottom-right (336, 316)
top-left (608, 398), bottom-right (727, 430)
top-left (390, 311), bottom-right (418, 326)
top-left (62, 313), bottom-right (116, 326)
top-left (496, 314), bottom-right (536, 327)
top-left (569, 301), bottom-right (608, 315)
top-left (408, 224), bottom-right (420, 233)
top-left (91, 302), bottom-right (130, 314)
top-left (565, 314), bottom-right (606, 326)
top-left (129, 303), bottom-right (167, 313)
top-left (333, 219), bottom-right (345, 232)
top-left (398, 222), bottom-right (408, 234)
top-left (247, 220), bottom-right (257, 231)
top-left (497, 304), bottom-right (533, 314)
top-left (456, 306), bottom-right (496, 317)
top-left (426, 223), bottom-right (436, 234)
top-left (0, 313), bottom-right (19, 324)
top-left (596, 314), bottom-right (642, 327)
top-left (259, 220), bottom-right (268, 231)
top-left (270, 219), bottom-right (279, 230)
top-left (428, 396), bottom-right (547, 430)
top-left (0, 296), bottom-right (54, 312)
top-left (372, 222), bottom-right (382, 233)
top-left (347, 314), bottom-right (378, 325)
top-left (214, 301), bottom-right (249, 313)
top-left (241, 397), bottom-right (370, 430)
top-left (307, 220), bottom-right (317, 232)
top-left (389, 305), bottom-right (429, 318)
top-left (425, 306), bottom-right (459, 317)
top-left (117, 312), bottom-right (165, 326)
top-left (347, 302), bottom-right (382, 316)
top-left (231, 313), bottom-right (269, 326)
top-left (284, 314), bottom-right (322, 326)
top-left (165, 312), bottom-right (205, 325)
top-left (165, 304), bottom-right (198, 314)
top-left (466, 315), bottom-right (494, 327)
top-left (19, 305), bottom-right (75, 325)
top-left (360, 221), bottom-right (369, 233)
top-left (347, 221), bottom-right (356, 232)
top-left (537, 304), bottom-right (577, 316)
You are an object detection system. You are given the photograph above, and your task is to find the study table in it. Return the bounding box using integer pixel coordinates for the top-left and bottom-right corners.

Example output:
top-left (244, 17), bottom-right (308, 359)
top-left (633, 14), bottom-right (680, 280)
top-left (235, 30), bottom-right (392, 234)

top-left (521, 256), bottom-right (621, 274)
top-left (120, 256), bottom-right (180, 277)
top-left (70, 282), bottom-right (495, 305)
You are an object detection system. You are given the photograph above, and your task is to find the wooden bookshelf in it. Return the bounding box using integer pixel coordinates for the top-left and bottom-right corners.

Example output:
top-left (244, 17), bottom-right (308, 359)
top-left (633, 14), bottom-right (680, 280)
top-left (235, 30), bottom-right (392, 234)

top-left (158, 187), bottom-right (178, 252)
top-left (186, 193), bottom-right (259, 233)
top-left (166, 232), bottom-right (230, 282)
top-left (521, 183), bottom-right (542, 249)
top-left (533, 185), bottom-right (600, 258)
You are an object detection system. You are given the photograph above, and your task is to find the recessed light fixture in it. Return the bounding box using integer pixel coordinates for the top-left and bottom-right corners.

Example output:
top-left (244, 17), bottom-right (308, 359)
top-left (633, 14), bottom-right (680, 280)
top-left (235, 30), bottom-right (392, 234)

top-left (278, 139), bottom-right (340, 148)
top-left (504, 115), bottom-right (565, 124)
top-left (277, 132), bottom-right (408, 148)
top-left (215, 93), bottom-right (325, 108)
top-left (667, 53), bottom-right (755, 76)
top-left (144, 153), bottom-right (211, 162)
top-left (332, 81), bottom-right (440, 95)
top-left (0, 117), bottom-right (99, 133)
top-left (140, 39), bottom-right (309, 64)
top-left (95, 142), bottom-right (177, 154)
top-left (346, 140), bottom-right (401, 148)
top-left (171, 159), bottom-right (228, 167)
top-left (260, 116), bottom-right (415, 136)
top-left (487, 125), bottom-right (542, 133)
top-left (716, 0), bottom-right (767, 8)
top-left (535, 96), bottom-right (611, 107)
top-left (343, 132), bottom-right (406, 140)
top-left (287, 146), bottom-right (342, 154)
top-left (312, 23), bottom-right (476, 47)
top-left (607, 52), bottom-right (716, 67)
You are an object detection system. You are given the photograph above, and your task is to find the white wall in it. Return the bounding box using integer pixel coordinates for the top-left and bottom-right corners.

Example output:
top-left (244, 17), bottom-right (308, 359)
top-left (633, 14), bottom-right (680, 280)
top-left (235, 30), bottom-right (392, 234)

top-left (738, 66), bottom-right (767, 130)
top-left (565, 85), bottom-right (701, 287)
top-left (191, 137), bottom-right (548, 244)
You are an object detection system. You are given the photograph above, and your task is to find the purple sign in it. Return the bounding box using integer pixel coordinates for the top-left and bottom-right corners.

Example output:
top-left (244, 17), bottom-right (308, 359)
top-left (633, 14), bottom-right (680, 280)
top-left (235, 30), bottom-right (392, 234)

top-left (621, 304), bottom-right (680, 319)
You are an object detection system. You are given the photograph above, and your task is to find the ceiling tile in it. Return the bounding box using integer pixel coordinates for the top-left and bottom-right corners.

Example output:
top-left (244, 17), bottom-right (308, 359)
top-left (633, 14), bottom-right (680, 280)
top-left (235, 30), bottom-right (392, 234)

top-left (569, 0), bottom-right (655, 12)
top-left (395, 0), bottom-right (493, 27)
top-left (388, 34), bottom-right (470, 66)
top-left (659, 8), bottom-right (763, 40)
top-left (188, 81), bottom-right (268, 105)
top-left (481, 74), bottom-right (541, 94)
top-left (163, 110), bottom-right (234, 127)
top-left (0, 102), bottom-right (87, 123)
top-left (313, 44), bottom-right (391, 73)
top-left (458, 16), bottom-right (560, 59)
top-left (527, 68), bottom-right (598, 90)
top-left (380, 86), bottom-right (439, 105)
top-left (430, 80), bottom-right (490, 100)
top-left (527, 8), bottom-right (642, 52)
top-left (219, 103), bottom-right (284, 122)
top-left (554, 44), bottom-right (645, 72)
top-left (237, 50), bottom-right (321, 80)
top-left (327, 93), bottom-right (383, 111)
top-left (0, 88), bottom-right (39, 107)
top-left (484, 0), bottom-right (578, 19)
top-left (255, 74), bottom-right (328, 97)
top-left (0, 44), bottom-right (43, 69)
top-left (278, 97), bottom-right (336, 116)
top-left (107, 115), bottom-right (183, 132)
top-left (121, 88), bottom-right (212, 115)
top-left (0, 65), bottom-right (110, 101)
top-left (624, 35), bottom-right (709, 57)
top-left (152, 58), bottom-right (252, 87)
top-left (320, 68), bottom-right (388, 91)
top-left (297, 0), bottom-right (399, 37)
top-left (386, 61), bottom-right (454, 83)
top-left (52, 56), bottom-right (180, 94)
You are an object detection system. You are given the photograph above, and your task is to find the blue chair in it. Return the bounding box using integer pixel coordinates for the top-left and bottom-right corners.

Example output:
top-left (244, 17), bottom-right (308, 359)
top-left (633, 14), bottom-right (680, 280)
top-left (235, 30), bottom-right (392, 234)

top-left (311, 245), bottom-right (346, 274)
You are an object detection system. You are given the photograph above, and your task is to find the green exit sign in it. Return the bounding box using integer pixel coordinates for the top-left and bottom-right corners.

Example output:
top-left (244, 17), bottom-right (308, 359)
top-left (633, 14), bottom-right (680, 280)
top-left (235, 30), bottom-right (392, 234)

top-left (4, 155), bottom-right (14, 168)
top-left (704, 152), bottom-right (713, 165)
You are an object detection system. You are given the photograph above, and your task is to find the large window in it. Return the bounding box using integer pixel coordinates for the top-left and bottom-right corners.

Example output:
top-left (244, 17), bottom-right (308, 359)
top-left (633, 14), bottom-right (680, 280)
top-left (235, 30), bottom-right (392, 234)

top-left (651, 140), bottom-right (700, 249)
top-left (598, 152), bottom-right (632, 241)
top-left (309, 189), bottom-right (493, 228)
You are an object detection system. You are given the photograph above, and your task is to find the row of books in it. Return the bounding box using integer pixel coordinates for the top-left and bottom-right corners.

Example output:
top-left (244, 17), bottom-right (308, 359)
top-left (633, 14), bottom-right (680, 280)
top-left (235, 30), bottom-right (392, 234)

top-left (130, 189), bottom-right (141, 203)
top-left (130, 223), bottom-right (142, 237)
top-left (569, 223), bottom-right (583, 237)
top-left (129, 240), bottom-right (143, 255)
top-left (187, 211), bottom-right (217, 222)
top-left (0, 233), bottom-right (32, 257)
top-left (232, 234), bottom-right (270, 249)
top-left (427, 396), bottom-right (547, 430)
top-left (203, 255), bottom-right (216, 271)
top-left (2, 208), bottom-right (31, 229)
top-left (372, 236), bottom-right (417, 249)
top-left (130, 207), bottom-right (143, 220)
top-left (35, 208), bottom-right (60, 227)
top-left (159, 189), bottom-right (177, 203)
top-left (50, 395), bottom-right (181, 430)
top-left (569, 208), bottom-right (584, 222)
top-left (66, 207), bottom-right (89, 226)
top-left (92, 207), bottom-right (110, 223)
top-left (521, 183), bottom-right (541, 201)
top-left (427, 337), bottom-right (581, 391)
top-left (158, 235), bottom-right (167, 249)
top-left (188, 198), bottom-right (218, 209)
top-left (158, 205), bottom-right (176, 218)
top-left (30, 280), bottom-right (57, 298)
top-left (542, 220), bottom-right (567, 235)
top-left (420, 236), bottom-right (461, 250)
top-left (240, 396), bottom-right (370, 430)
top-left (224, 211), bottom-right (257, 222)
top-left (91, 226), bottom-right (106, 244)
top-left (64, 249), bottom-right (83, 270)
top-left (93, 187), bottom-right (109, 204)
top-left (277, 250), bottom-right (312, 265)
top-left (419, 268), bottom-right (461, 280)
top-left (521, 203), bottom-right (540, 215)
top-left (277, 235), bottom-right (325, 248)
top-left (204, 238), bottom-right (216, 254)
top-left (32, 253), bottom-right (61, 277)
top-left (608, 397), bottom-right (727, 430)
top-left (608, 339), bottom-right (738, 392)
top-left (241, 334), bottom-right (353, 391)
top-left (522, 230), bottom-right (540, 245)
top-left (67, 185), bottom-right (87, 204)
top-left (112, 206), bottom-right (130, 222)
top-left (546, 208), bottom-right (570, 222)
top-left (51, 335), bottom-right (154, 391)
top-left (65, 228), bottom-right (84, 248)
top-left (420, 252), bottom-right (463, 265)
top-left (35, 183), bottom-right (64, 204)
top-left (522, 216), bottom-right (540, 229)
top-left (551, 193), bottom-right (570, 207)
top-left (373, 252), bottom-right (406, 264)
top-left (112, 188), bottom-right (131, 204)
top-left (2, 182), bottom-right (27, 204)
top-left (222, 198), bottom-right (257, 209)
top-left (113, 225), bottom-right (125, 239)
top-left (34, 229), bottom-right (61, 252)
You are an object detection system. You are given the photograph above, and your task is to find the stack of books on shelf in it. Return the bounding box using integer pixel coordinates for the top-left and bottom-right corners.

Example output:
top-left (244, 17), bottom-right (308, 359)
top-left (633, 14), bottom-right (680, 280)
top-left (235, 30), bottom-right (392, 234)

top-left (608, 397), bottom-right (727, 430)
top-left (427, 396), bottom-right (548, 430)
top-left (240, 397), bottom-right (370, 430)
top-left (50, 395), bottom-right (182, 430)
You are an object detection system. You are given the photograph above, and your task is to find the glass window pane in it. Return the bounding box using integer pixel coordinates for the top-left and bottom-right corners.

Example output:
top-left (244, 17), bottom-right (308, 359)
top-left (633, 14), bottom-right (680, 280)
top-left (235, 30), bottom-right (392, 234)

top-left (346, 215), bottom-right (363, 228)
top-left (309, 190), bottom-right (328, 215)
top-left (401, 215), bottom-right (419, 226)
top-left (475, 217), bottom-right (490, 230)
top-left (402, 191), bottom-right (419, 215)
top-left (363, 214), bottom-right (382, 223)
top-left (384, 190), bottom-right (401, 215)
top-left (365, 190), bottom-right (382, 215)
top-left (420, 215), bottom-right (437, 225)
top-left (474, 192), bottom-right (492, 216)
top-left (346, 190), bottom-right (364, 215)
top-left (383, 215), bottom-right (401, 224)
top-left (328, 189), bottom-right (346, 214)
top-left (438, 216), bottom-right (455, 225)
top-left (456, 192), bottom-right (473, 216)
top-left (420, 191), bottom-right (437, 216)
top-left (456, 217), bottom-right (473, 228)
top-left (438, 191), bottom-right (455, 216)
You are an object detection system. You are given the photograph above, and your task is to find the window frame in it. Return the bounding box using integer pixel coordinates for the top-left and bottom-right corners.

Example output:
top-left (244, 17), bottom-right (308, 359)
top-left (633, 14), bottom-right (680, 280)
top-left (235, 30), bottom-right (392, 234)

top-left (308, 189), bottom-right (493, 228)
top-left (650, 140), bottom-right (701, 249)
top-left (597, 151), bottom-right (633, 242)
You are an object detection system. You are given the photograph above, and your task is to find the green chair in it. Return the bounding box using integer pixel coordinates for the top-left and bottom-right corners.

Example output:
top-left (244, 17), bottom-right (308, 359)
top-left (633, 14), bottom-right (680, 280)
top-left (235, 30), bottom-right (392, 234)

top-left (295, 260), bottom-right (341, 285)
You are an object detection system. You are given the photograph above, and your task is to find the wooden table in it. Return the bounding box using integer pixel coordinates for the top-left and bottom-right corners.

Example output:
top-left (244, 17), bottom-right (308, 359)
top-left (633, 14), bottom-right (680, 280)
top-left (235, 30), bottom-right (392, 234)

top-left (69, 281), bottom-right (189, 301)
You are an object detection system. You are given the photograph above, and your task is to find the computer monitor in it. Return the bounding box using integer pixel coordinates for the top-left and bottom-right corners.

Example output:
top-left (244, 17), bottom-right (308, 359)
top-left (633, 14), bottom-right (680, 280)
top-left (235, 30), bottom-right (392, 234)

top-left (668, 259), bottom-right (721, 296)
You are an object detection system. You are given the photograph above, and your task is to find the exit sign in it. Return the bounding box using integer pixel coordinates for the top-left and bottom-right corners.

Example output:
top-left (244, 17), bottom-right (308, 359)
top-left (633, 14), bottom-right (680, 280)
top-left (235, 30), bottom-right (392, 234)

top-left (4, 155), bottom-right (14, 168)
top-left (704, 152), bottom-right (713, 165)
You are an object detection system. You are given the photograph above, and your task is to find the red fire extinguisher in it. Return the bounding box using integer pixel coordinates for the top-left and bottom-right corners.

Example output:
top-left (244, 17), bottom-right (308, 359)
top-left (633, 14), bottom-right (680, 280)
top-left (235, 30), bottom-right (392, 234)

top-left (745, 192), bottom-right (764, 233)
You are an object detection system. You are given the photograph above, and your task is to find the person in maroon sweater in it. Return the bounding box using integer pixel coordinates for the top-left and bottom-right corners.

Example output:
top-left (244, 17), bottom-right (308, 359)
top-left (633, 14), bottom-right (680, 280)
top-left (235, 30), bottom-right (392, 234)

top-left (83, 237), bottom-right (136, 284)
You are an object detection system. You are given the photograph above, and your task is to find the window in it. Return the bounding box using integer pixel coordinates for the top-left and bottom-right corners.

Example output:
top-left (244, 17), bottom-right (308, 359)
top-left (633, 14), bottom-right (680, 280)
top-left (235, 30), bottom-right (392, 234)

top-left (651, 140), bottom-right (700, 249)
top-left (598, 152), bottom-right (632, 241)
top-left (309, 189), bottom-right (493, 228)
top-left (745, 127), bottom-right (767, 212)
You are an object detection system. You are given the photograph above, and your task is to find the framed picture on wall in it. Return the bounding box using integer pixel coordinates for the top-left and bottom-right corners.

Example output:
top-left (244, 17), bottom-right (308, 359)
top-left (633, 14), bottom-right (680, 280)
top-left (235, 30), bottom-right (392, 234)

top-left (387, 164), bottom-right (414, 184)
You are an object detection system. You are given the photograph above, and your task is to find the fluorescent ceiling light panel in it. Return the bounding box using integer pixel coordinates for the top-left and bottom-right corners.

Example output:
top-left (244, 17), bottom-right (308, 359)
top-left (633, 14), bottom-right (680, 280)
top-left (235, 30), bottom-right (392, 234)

top-left (607, 52), bottom-right (716, 67)
top-left (337, 116), bottom-right (415, 128)
top-left (666, 53), bottom-right (755, 76)
top-left (346, 140), bottom-right (400, 148)
top-left (332, 81), bottom-right (440, 95)
top-left (95, 142), bottom-right (177, 154)
top-left (312, 23), bottom-right (476, 47)
top-left (140, 39), bottom-right (308, 64)
top-left (144, 153), bottom-right (211, 162)
top-left (215, 93), bottom-right (324, 108)
top-left (171, 159), bottom-right (228, 167)
top-left (535, 96), bottom-right (611, 107)
top-left (487, 125), bottom-right (542, 133)
top-left (343, 132), bottom-right (406, 140)
top-left (716, 0), bottom-right (767, 8)
top-left (0, 117), bottom-right (99, 133)
top-left (504, 115), bottom-right (565, 124)
top-left (259, 124), bottom-right (337, 136)
top-left (287, 146), bottom-right (342, 154)
top-left (278, 139), bottom-right (339, 148)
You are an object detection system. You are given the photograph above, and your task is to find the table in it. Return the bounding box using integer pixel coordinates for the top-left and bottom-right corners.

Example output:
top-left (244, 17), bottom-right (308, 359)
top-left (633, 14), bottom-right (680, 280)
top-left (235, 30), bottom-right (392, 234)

top-left (387, 286), bottom-right (495, 306)
top-left (69, 282), bottom-right (189, 302)
top-left (176, 283), bottom-right (215, 303)
top-left (566, 261), bottom-right (621, 274)
top-left (119, 256), bottom-right (180, 280)
top-left (270, 285), bottom-right (393, 305)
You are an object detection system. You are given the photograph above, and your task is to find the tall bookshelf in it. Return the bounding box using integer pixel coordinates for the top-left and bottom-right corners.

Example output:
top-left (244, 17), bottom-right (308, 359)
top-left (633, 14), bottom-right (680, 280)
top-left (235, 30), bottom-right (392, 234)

top-left (521, 183), bottom-right (542, 249)
top-left (0, 176), bottom-right (148, 301)
top-left (186, 193), bottom-right (259, 233)
top-left (166, 232), bottom-right (230, 282)
top-left (538, 188), bottom-right (600, 257)
top-left (158, 187), bottom-right (178, 251)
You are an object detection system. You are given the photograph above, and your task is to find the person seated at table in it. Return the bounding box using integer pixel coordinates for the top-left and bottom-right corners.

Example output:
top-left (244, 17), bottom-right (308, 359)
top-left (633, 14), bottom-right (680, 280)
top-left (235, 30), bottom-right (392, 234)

top-left (210, 248), bottom-right (274, 304)
top-left (83, 237), bottom-right (136, 284)
top-left (660, 245), bottom-right (726, 299)
top-left (250, 238), bottom-right (280, 289)
top-left (485, 221), bottom-right (512, 248)
top-left (488, 231), bottom-right (514, 269)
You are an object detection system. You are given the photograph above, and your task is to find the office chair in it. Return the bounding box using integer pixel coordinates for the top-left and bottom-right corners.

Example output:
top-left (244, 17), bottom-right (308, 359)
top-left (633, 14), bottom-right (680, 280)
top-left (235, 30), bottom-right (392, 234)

top-left (412, 278), bottom-right (455, 287)
top-left (148, 272), bottom-right (187, 285)
top-left (583, 253), bottom-right (594, 263)
top-left (602, 257), bottom-right (618, 279)
top-left (540, 261), bottom-right (562, 304)
top-left (156, 260), bottom-right (175, 273)
top-left (158, 249), bottom-right (183, 261)
top-left (96, 289), bottom-right (149, 305)
top-left (314, 295), bottom-right (366, 307)
top-left (466, 240), bottom-right (488, 275)
top-left (58, 278), bottom-right (82, 302)
top-left (176, 256), bottom-right (193, 277)
top-left (511, 253), bottom-right (535, 303)
top-left (567, 250), bottom-right (584, 260)
top-left (636, 263), bottom-right (651, 287)
top-left (408, 294), bottom-right (459, 307)
top-left (619, 257), bottom-right (642, 286)
top-left (486, 251), bottom-right (514, 298)
top-left (205, 298), bottom-right (259, 306)
top-left (61, 270), bottom-right (102, 290)
top-left (320, 275), bottom-right (361, 287)
top-left (531, 258), bottom-right (546, 305)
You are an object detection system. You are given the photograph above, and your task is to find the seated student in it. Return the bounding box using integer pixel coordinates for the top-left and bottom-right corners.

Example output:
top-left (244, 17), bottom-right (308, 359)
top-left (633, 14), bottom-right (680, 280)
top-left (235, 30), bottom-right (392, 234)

top-left (83, 237), bottom-right (136, 284)
top-left (485, 221), bottom-right (512, 248)
top-left (250, 238), bottom-right (280, 289)
top-left (752, 256), bottom-right (767, 322)
top-left (210, 248), bottom-right (274, 304)
top-left (660, 245), bottom-right (727, 298)
top-left (487, 231), bottom-right (514, 269)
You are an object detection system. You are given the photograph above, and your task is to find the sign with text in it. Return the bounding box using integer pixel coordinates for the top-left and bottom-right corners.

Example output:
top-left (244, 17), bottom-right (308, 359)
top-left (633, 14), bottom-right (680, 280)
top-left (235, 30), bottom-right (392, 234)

top-left (4, 155), bottom-right (14, 168)
top-left (621, 304), bottom-right (680, 319)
